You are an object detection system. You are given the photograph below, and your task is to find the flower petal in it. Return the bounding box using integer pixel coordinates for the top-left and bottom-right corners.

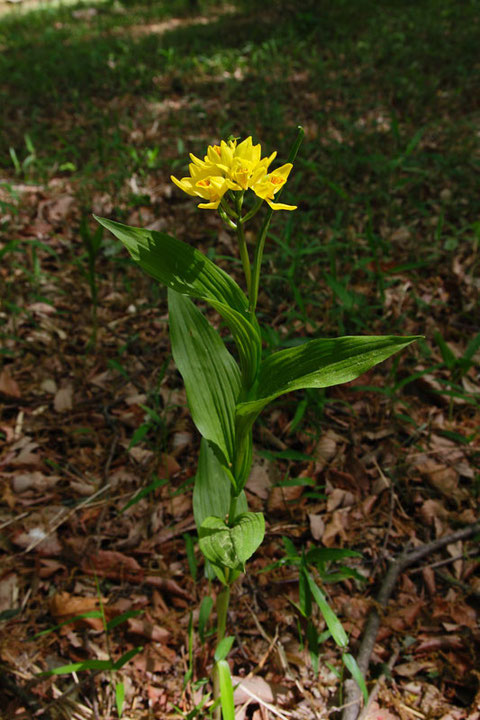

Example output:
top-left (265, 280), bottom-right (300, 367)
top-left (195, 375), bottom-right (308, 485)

top-left (265, 199), bottom-right (297, 211)
top-left (198, 200), bottom-right (222, 209)
top-left (171, 175), bottom-right (197, 196)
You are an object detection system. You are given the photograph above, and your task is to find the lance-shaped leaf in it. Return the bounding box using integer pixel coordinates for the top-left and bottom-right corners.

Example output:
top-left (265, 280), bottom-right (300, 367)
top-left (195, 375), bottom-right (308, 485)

top-left (169, 290), bottom-right (240, 467)
top-left (95, 216), bottom-right (261, 387)
top-left (236, 335), bottom-right (421, 439)
top-left (198, 512), bottom-right (265, 570)
top-left (193, 438), bottom-right (248, 529)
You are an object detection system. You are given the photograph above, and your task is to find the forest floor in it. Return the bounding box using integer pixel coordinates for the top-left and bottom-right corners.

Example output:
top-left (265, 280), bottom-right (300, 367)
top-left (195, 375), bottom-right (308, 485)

top-left (1, 1), bottom-right (479, 719)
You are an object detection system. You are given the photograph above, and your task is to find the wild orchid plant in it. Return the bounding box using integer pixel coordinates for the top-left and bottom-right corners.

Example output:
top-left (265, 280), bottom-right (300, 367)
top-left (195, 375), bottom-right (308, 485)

top-left (95, 128), bottom-right (419, 717)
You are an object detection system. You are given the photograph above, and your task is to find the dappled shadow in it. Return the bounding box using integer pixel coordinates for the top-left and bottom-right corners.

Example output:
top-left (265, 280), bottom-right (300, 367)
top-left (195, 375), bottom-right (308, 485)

top-left (3, 0), bottom-right (478, 170)
top-left (0, 0), bottom-right (284, 160)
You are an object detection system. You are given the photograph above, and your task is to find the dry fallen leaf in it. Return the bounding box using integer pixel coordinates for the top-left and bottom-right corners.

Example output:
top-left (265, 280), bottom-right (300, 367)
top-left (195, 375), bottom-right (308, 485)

top-left (127, 617), bottom-right (170, 642)
top-left (0, 573), bottom-right (19, 613)
top-left (309, 513), bottom-right (325, 541)
top-left (49, 591), bottom-right (104, 631)
top-left (12, 471), bottom-right (59, 493)
top-left (322, 509), bottom-right (349, 547)
top-left (267, 484), bottom-right (303, 512)
top-left (53, 384), bottom-right (73, 412)
top-left (246, 460), bottom-right (272, 499)
top-left (0, 368), bottom-right (20, 397)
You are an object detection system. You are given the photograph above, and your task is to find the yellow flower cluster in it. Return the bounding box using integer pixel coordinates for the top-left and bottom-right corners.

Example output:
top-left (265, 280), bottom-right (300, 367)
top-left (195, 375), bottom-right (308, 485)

top-left (171, 137), bottom-right (297, 211)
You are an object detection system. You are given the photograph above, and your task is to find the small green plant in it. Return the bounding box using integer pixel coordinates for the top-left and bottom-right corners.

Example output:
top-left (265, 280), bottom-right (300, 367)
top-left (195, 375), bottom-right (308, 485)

top-left (96, 128), bottom-right (419, 717)
top-left (79, 216), bottom-right (103, 347)
top-left (9, 133), bottom-right (37, 177)
top-left (267, 537), bottom-right (367, 697)
top-left (36, 582), bottom-right (143, 717)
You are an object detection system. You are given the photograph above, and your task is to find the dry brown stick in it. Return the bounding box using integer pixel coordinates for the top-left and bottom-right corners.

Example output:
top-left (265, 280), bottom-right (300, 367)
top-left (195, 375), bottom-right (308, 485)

top-left (341, 520), bottom-right (480, 720)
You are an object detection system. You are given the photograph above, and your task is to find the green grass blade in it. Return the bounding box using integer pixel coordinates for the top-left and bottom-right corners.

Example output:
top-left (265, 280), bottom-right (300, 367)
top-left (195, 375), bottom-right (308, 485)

top-left (305, 572), bottom-right (348, 649)
top-left (342, 652), bottom-right (368, 703)
top-left (216, 659), bottom-right (235, 720)
top-left (115, 681), bottom-right (125, 718)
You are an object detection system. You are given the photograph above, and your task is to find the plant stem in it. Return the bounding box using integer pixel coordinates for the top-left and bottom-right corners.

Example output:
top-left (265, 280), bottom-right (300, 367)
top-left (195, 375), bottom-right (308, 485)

top-left (250, 125), bottom-right (304, 314)
top-left (214, 583), bottom-right (231, 720)
top-left (216, 584), bottom-right (230, 643)
top-left (235, 192), bottom-right (252, 298)
top-left (228, 494), bottom-right (238, 526)
top-left (236, 220), bottom-right (251, 300)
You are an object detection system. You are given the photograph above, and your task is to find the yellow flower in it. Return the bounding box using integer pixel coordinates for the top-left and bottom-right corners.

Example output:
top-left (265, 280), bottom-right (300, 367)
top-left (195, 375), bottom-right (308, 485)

top-left (171, 137), bottom-right (296, 211)
top-left (251, 163), bottom-right (297, 211)
top-left (171, 159), bottom-right (232, 210)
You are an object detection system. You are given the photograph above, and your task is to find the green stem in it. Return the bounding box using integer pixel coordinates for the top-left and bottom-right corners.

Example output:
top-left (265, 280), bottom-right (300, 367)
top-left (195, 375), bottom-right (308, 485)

top-left (218, 205), bottom-right (237, 231)
top-left (249, 125), bottom-right (304, 314)
top-left (220, 196), bottom-right (239, 219)
top-left (235, 192), bottom-right (252, 298)
top-left (228, 494), bottom-right (238, 526)
top-left (236, 220), bottom-right (251, 299)
top-left (241, 196), bottom-right (263, 223)
top-left (213, 582), bottom-right (231, 720)
top-left (216, 584), bottom-right (230, 643)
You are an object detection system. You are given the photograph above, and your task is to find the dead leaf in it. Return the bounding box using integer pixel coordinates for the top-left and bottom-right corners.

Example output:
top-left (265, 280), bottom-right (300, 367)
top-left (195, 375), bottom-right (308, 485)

top-left (327, 487), bottom-right (354, 511)
top-left (322, 509), bottom-right (349, 546)
top-left (419, 499), bottom-right (450, 527)
top-left (267, 484), bottom-right (303, 512)
top-left (45, 194), bottom-right (75, 224)
top-left (54, 384), bottom-right (73, 412)
top-left (390, 226), bottom-right (411, 243)
top-left (127, 617), bottom-right (170, 642)
top-left (83, 550), bottom-right (142, 577)
top-left (313, 429), bottom-right (343, 471)
top-left (246, 460), bottom-right (272, 499)
top-left (12, 527), bottom-right (62, 556)
top-left (157, 453), bottom-right (180, 477)
top-left (0, 573), bottom-right (19, 612)
top-left (0, 368), bottom-right (20, 397)
top-left (363, 701), bottom-right (400, 720)
top-left (49, 592), bottom-right (103, 630)
top-left (8, 437), bottom-right (41, 467)
top-left (12, 471), bottom-right (59, 493)
top-left (309, 513), bottom-right (325, 540)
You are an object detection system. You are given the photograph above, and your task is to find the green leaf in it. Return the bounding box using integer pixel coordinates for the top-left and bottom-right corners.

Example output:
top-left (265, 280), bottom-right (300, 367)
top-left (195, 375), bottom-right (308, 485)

top-left (94, 216), bottom-right (261, 387)
top-left (198, 596), bottom-right (213, 644)
top-left (216, 659), bottom-right (235, 720)
top-left (41, 659), bottom-right (113, 676)
top-left (120, 477), bottom-right (168, 513)
top-left (106, 609), bottom-right (143, 632)
top-left (169, 290), bottom-right (240, 467)
top-left (94, 217), bottom-right (247, 312)
top-left (115, 681), bottom-right (125, 718)
top-left (305, 571), bottom-right (348, 648)
top-left (342, 653), bottom-right (368, 703)
top-left (198, 512), bottom-right (265, 570)
top-left (34, 611), bottom-right (103, 638)
top-left (306, 548), bottom-right (362, 565)
top-left (214, 635), bottom-right (235, 663)
top-left (114, 646), bottom-right (143, 670)
top-left (209, 298), bottom-right (262, 389)
top-left (237, 335), bottom-right (421, 438)
top-left (306, 620), bottom-right (320, 675)
top-left (193, 438), bottom-right (248, 529)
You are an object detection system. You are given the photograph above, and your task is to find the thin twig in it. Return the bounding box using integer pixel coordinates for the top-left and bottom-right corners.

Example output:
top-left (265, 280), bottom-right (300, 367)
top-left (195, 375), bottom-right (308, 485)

top-left (409, 548), bottom-right (478, 574)
top-left (341, 520), bottom-right (480, 720)
top-left (357, 642), bottom-right (400, 720)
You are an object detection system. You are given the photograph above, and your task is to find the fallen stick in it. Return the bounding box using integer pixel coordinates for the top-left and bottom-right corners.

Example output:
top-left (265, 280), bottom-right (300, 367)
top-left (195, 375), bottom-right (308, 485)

top-left (341, 520), bottom-right (480, 720)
